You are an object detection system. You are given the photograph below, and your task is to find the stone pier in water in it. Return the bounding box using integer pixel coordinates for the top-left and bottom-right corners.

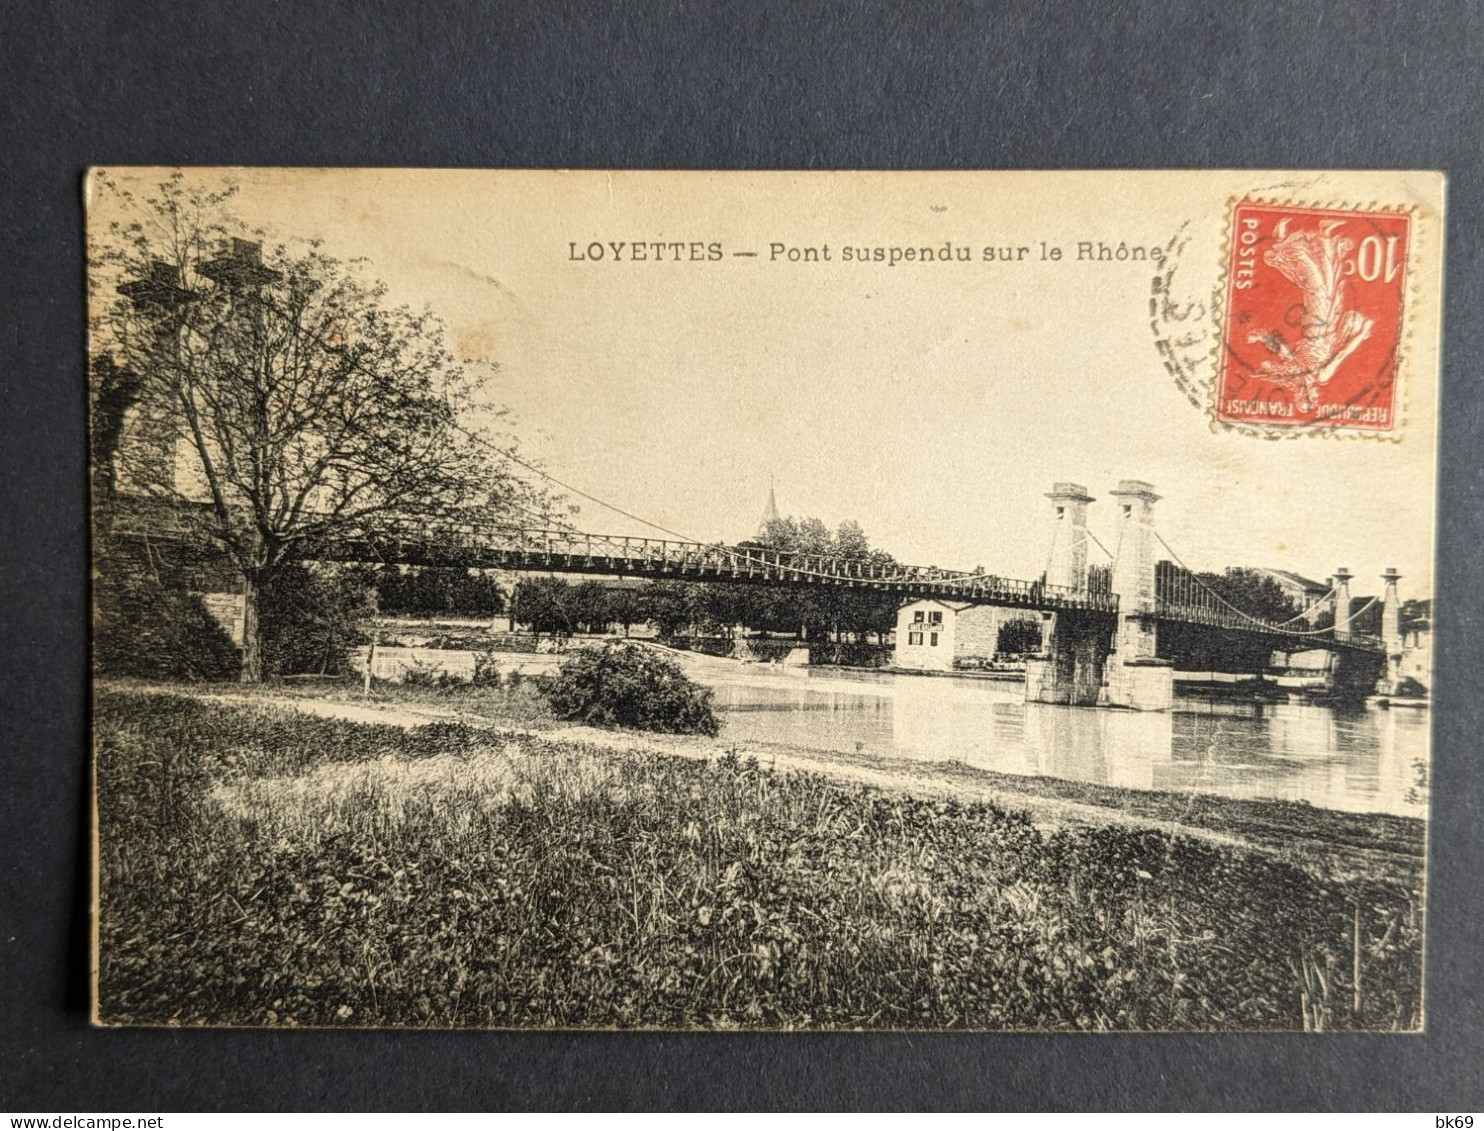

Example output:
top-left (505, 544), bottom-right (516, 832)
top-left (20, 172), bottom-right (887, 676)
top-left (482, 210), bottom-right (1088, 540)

top-left (1025, 480), bottom-right (1174, 711)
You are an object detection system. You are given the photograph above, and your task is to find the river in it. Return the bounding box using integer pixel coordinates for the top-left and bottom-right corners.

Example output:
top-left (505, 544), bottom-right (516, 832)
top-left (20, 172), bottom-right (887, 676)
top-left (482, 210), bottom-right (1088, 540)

top-left (695, 665), bottom-right (1428, 817)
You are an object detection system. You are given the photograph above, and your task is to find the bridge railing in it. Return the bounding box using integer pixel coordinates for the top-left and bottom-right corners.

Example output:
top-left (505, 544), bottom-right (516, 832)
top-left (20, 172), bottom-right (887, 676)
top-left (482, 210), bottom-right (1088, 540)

top-left (101, 500), bottom-right (1122, 612)
top-left (319, 518), bottom-right (1124, 611)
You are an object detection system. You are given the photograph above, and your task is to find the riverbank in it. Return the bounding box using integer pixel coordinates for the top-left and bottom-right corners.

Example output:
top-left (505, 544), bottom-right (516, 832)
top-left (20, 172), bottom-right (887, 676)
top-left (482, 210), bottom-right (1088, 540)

top-left (103, 675), bottom-right (1427, 887)
top-left (94, 682), bottom-right (1424, 1030)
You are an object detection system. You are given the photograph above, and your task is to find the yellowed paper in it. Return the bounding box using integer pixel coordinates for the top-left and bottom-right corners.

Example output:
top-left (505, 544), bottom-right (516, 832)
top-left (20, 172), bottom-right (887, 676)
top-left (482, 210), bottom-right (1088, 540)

top-left (89, 168), bottom-right (1441, 1030)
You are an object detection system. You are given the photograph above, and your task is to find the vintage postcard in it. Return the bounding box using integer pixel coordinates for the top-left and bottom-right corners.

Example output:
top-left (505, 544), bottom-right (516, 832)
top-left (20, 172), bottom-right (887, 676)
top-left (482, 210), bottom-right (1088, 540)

top-left (89, 168), bottom-right (1442, 1031)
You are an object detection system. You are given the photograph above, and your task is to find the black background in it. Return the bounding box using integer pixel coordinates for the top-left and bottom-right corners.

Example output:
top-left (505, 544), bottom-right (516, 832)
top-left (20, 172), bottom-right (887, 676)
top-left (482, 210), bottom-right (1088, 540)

top-left (2, 0), bottom-right (1481, 1112)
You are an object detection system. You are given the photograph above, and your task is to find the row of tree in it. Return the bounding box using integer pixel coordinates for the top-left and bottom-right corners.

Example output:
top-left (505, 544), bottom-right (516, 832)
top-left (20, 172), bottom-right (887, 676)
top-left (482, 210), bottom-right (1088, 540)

top-left (501, 515), bottom-right (910, 642)
top-left (398, 565), bottom-right (1047, 653)
top-left (510, 575), bottom-right (892, 641)
top-left (376, 566), bottom-right (506, 619)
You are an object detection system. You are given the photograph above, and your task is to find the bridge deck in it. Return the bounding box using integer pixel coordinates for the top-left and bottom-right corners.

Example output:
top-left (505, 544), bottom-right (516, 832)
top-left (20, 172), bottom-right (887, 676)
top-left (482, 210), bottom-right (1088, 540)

top-left (102, 501), bottom-right (1382, 651)
top-left (326, 526), bottom-right (1120, 613)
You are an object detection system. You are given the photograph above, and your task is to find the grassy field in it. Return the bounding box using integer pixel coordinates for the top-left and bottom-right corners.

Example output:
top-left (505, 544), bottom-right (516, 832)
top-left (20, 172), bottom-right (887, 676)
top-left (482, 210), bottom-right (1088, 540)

top-left (94, 686), bottom-right (1425, 1030)
top-left (196, 674), bottom-right (1427, 888)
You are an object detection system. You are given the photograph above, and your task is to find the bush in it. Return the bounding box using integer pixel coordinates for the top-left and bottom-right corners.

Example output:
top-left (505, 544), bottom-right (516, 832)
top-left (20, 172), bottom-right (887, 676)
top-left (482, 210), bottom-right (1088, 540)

top-left (537, 641), bottom-right (720, 735)
top-left (996, 615), bottom-right (1045, 655)
top-left (471, 650), bottom-right (501, 687)
top-left (259, 564), bottom-right (375, 677)
top-left (402, 662), bottom-right (467, 692)
top-left (1392, 676), bottom-right (1427, 699)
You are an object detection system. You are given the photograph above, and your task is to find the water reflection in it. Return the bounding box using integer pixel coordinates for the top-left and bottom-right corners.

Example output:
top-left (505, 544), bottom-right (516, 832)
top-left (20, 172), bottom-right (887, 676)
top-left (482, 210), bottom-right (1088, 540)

top-left (704, 666), bottom-right (1428, 817)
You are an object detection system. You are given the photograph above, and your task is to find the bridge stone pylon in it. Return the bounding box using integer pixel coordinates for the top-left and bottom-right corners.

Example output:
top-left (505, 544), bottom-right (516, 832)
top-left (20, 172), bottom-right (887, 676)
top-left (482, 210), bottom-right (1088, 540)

top-left (1381, 568), bottom-right (1402, 653)
top-left (1379, 567), bottom-right (1406, 693)
top-left (1108, 481), bottom-right (1160, 615)
top-left (1044, 482), bottom-right (1095, 591)
top-left (1100, 480), bottom-right (1174, 710)
top-left (1024, 483), bottom-right (1103, 706)
top-left (1331, 568), bottom-right (1353, 642)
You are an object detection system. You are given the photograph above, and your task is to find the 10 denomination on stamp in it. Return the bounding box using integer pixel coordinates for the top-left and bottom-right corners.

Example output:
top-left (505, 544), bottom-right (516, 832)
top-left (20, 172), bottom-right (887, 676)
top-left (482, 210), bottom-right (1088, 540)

top-left (1218, 201), bottom-right (1411, 433)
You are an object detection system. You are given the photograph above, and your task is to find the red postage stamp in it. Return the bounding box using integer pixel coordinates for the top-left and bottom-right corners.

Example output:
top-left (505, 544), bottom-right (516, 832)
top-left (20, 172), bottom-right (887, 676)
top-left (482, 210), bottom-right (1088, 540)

top-left (1217, 201), bottom-right (1412, 433)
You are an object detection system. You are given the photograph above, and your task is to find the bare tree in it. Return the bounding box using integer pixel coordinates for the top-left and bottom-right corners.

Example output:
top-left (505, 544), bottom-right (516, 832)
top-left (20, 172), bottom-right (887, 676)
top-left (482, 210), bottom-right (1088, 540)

top-left (90, 172), bottom-right (553, 681)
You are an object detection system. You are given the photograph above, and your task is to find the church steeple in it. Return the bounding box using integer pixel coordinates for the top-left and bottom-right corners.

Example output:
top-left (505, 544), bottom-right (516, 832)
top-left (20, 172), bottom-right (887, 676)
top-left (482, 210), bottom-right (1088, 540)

top-left (757, 481), bottom-right (780, 538)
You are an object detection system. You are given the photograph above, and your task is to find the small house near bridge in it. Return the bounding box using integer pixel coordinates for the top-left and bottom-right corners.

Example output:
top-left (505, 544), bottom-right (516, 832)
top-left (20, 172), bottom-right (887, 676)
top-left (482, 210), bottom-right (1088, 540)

top-left (893, 599), bottom-right (1041, 672)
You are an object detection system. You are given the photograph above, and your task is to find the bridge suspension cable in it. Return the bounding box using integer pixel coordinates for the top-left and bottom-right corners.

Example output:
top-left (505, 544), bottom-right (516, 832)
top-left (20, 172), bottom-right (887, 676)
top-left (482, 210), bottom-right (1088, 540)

top-left (448, 421), bottom-right (707, 543)
top-left (1082, 530), bottom-right (1116, 561)
top-left (194, 284), bottom-right (706, 545)
top-left (1268, 584), bottom-right (1339, 629)
top-left (1042, 518), bottom-right (1061, 581)
top-left (1225, 566), bottom-right (1340, 629)
top-left (1151, 528), bottom-right (1381, 637)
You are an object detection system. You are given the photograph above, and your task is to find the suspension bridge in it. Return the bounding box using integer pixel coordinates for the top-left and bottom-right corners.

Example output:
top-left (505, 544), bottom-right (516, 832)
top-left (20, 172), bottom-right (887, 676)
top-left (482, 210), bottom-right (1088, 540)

top-left (106, 473), bottom-right (1401, 712)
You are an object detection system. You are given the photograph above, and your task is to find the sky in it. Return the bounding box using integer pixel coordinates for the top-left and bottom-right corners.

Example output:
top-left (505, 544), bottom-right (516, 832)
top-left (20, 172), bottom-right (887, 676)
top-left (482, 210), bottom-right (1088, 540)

top-left (90, 168), bottom-right (1444, 599)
